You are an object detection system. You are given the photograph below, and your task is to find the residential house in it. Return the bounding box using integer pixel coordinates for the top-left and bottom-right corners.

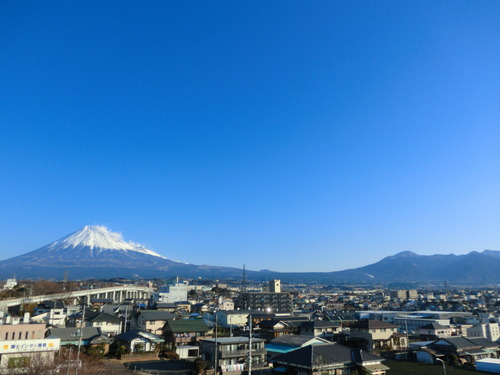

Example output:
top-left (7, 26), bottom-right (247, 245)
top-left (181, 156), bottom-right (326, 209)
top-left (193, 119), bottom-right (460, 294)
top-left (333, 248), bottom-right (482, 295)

top-left (90, 298), bottom-right (114, 310)
top-left (155, 303), bottom-right (178, 312)
top-left (419, 322), bottom-right (453, 341)
top-left (200, 337), bottom-right (268, 374)
top-left (162, 319), bottom-right (212, 349)
top-left (219, 299), bottom-right (235, 311)
top-left (46, 327), bottom-right (112, 354)
top-left (85, 312), bottom-right (122, 336)
top-left (176, 301), bottom-right (192, 313)
top-left (257, 319), bottom-right (295, 340)
top-left (266, 334), bottom-right (330, 360)
top-left (348, 319), bottom-right (407, 353)
top-left (427, 336), bottom-right (500, 364)
top-left (114, 329), bottom-right (165, 353)
top-left (136, 310), bottom-right (177, 335)
top-left (272, 343), bottom-right (389, 375)
top-left (299, 320), bottom-right (341, 339)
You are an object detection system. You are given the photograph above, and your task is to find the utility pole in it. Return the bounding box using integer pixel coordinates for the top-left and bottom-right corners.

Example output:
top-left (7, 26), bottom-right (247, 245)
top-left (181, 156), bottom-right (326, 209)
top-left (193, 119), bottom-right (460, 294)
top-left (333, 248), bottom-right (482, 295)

top-left (123, 303), bottom-right (129, 333)
top-left (248, 315), bottom-right (252, 375)
top-left (214, 312), bottom-right (218, 375)
top-left (229, 315), bottom-right (232, 337)
top-left (405, 316), bottom-right (409, 352)
top-left (76, 304), bottom-right (85, 375)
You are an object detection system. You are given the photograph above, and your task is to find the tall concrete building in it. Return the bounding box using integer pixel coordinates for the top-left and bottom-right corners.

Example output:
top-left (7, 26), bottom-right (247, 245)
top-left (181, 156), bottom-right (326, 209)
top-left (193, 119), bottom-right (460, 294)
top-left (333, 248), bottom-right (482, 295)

top-left (269, 279), bottom-right (281, 293)
top-left (236, 279), bottom-right (292, 312)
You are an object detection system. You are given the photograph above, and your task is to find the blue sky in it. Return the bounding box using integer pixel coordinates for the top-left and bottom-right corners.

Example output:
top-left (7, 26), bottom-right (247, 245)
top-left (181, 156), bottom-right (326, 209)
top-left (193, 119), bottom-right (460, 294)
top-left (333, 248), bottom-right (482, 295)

top-left (1, 1), bottom-right (499, 272)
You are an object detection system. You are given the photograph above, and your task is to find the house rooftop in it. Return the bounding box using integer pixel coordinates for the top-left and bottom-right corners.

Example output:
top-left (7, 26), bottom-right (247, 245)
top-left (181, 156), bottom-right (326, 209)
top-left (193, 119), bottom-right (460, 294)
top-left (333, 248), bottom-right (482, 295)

top-left (47, 327), bottom-right (110, 343)
top-left (419, 322), bottom-right (450, 330)
top-left (350, 319), bottom-right (398, 330)
top-left (270, 335), bottom-right (329, 348)
top-left (273, 343), bottom-right (383, 369)
top-left (202, 337), bottom-right (265, 344)
top-left (139, 310), bottom-right (177, 321)
top-left (164, 319), bottom-right (209, 333)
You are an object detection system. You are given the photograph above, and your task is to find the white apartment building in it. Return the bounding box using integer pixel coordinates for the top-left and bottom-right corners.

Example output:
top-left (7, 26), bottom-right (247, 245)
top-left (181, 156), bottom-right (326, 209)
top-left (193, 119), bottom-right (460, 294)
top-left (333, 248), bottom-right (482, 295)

top-left (153, 281), bottom-right (188, 303)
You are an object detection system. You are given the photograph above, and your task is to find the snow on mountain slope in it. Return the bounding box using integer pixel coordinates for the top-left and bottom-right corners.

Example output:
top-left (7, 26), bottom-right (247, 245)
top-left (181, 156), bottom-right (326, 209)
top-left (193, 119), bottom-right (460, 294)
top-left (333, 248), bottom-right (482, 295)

top-left (46, 225), bottom-right (166, 258)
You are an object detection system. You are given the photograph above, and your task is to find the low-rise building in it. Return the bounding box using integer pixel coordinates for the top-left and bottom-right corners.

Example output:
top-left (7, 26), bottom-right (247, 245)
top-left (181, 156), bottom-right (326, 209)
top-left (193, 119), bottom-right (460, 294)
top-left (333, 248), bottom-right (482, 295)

top-left (299, 320), bottom-right (341, 339)
top-left (46, 326), bottom-right (112, 354)
top-left (136, 311), bottom-right (177, 335)
top-left (266, 335), bottom-right (330, 360)
top-left (418, 322), bottom-right (453, 341)
top-left (0, 338), bottom-right (60, 370)
top-left (349, 319), bottom-right (407, 353)
top-left (236, 291), bottom-right (293, 312)
top-left (200, 337), bottom-right (267, 374)
top-left (162, 319), bottom-right (212, 349)
top-left (114, 329), bottom-right (165, 353)
top-left (272, 343), bottom-right (389, 375)
top-left (467, 323), bottom-right (500, 342)
top-left (85, 312), bottom-right (123, 336)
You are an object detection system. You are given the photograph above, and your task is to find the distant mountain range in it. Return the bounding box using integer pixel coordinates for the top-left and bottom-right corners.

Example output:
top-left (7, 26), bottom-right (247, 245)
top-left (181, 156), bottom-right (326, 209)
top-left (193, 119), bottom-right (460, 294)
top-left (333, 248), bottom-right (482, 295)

top-left (0, 226), bottom-right (498, 285)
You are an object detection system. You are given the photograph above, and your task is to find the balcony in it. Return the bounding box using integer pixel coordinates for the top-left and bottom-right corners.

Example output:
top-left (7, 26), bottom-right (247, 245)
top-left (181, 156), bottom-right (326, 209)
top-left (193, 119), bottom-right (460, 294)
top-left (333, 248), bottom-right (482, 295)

top-left (219, 348), bottom-right (266, 359)
top-left (221, 362), bottom-right (268, 373)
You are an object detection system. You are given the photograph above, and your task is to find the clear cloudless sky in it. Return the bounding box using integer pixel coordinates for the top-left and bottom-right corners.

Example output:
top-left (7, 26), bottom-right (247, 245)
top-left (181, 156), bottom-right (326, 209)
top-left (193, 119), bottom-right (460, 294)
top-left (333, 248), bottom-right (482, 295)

top-left (1, 1), bottom-right (500, 272)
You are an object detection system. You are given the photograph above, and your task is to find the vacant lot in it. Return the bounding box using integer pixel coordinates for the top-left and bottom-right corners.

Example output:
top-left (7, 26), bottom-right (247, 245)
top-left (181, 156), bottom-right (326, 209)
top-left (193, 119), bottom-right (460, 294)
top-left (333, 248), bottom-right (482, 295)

top-left (386, 360), bottom-right (486, 375)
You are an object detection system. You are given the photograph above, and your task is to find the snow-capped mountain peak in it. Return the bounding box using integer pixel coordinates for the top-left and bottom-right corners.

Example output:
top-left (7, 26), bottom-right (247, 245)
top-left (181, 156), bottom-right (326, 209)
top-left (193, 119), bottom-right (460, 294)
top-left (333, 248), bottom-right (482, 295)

top-left (47, 225), bottom-right (166, 258)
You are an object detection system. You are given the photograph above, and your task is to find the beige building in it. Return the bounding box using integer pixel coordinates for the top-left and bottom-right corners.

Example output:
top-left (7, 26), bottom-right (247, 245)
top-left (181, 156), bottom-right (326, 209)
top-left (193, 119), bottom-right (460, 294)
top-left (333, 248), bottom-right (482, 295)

top-left (349, 319), bottom-right (408, 353)
top-left (467, 323), bottom-right (500, 342)
top-left (0, 321), bottom-right (45, 342)
top-left (137, 311), bottom-right (176, 335)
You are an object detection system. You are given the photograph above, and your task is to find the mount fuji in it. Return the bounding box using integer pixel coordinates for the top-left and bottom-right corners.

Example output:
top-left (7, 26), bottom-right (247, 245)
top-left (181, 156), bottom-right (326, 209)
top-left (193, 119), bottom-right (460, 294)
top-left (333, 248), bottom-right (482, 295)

top-left (0, 226), bottom-right (245, 280)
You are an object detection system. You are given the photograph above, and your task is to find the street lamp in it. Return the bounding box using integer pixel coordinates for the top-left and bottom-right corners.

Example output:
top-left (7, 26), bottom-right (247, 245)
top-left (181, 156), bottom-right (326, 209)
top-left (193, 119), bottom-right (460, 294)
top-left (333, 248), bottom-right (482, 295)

top-left (436, 358), bottom-right (447, 375)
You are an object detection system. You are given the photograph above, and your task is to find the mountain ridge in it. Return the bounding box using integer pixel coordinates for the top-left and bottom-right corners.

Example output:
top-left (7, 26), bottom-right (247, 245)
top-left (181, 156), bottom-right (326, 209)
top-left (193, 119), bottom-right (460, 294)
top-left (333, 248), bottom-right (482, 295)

top-left (0, 226), bottom-right (499, 284)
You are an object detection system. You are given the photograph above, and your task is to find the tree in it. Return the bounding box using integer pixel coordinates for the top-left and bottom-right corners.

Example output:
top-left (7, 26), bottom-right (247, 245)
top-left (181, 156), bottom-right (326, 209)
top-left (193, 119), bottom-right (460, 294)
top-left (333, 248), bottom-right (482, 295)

top-left (194, 358), bottom-right (208, 375)
top-left (86, 344), bottom-right (106, 359)
top-left (188, 289), bottom-right (199, 300)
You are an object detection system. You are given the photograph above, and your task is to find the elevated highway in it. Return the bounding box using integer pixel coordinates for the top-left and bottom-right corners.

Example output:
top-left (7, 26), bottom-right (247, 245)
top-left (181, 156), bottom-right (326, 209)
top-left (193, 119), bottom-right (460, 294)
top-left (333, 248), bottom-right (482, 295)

top-left (0, 285), bottom-right (155, 311)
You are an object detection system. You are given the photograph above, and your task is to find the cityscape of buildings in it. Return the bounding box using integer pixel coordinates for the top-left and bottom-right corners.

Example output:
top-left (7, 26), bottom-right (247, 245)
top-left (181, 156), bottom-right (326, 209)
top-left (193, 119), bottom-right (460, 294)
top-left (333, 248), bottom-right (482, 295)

top-left (0, 276), bottom-right (500, 373)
